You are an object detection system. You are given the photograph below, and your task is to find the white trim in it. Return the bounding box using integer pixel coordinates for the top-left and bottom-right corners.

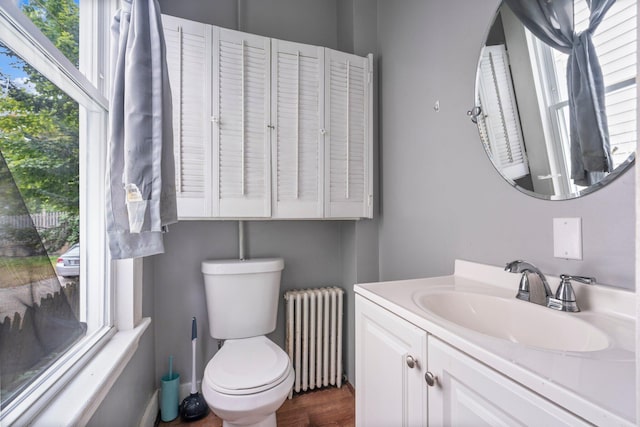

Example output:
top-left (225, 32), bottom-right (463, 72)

top-left (0, 327), bottom-right (114, 426)
top-left (139, 389), bottom-right (159, 427)
top-left (79, 0), bottom-right (115, 99)
top-left (0, 1), bottom-right (147, 425)
top-left (31, 318), bottom-right (151, 427)
top-left (0, 0), bottom-right (107, 109)
top-left (635, 3), bottom-right (640, 420)
top-left (115, 258), bottom-right (144, 331)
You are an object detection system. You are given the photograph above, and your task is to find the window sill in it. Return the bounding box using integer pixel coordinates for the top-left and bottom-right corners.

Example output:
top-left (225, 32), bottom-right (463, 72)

top-left (30, 317), bottom-right (151, 427)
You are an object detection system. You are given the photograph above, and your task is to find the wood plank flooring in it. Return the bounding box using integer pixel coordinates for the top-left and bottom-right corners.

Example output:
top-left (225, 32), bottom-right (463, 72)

top-left (158, 384), bottom-right (355, 427)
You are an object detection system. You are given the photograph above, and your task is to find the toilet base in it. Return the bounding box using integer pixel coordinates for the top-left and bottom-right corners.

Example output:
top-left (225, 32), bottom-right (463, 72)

top-left (222, 413), bottom-right (276, 427)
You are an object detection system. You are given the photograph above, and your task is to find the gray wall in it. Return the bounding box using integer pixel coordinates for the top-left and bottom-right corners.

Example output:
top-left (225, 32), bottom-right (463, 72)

top-left (150, 220), bottom-right (347, 386)
top-left (337, 0), bottom-right (380, 384)
top-left (238, 0), bottom-right (338, 48)
top-left (88, 329), bottom-right (155, 427)
top-left (376, 0), bottom-right (635, 289)
top-left (149, 0), bottom-right (379, 390)
top-left (94, 1), bottom-right (635, 422)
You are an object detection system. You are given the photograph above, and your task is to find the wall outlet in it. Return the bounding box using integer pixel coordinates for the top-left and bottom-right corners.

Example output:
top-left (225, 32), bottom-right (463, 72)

top-left (553, 218), bottom-right (582, 260)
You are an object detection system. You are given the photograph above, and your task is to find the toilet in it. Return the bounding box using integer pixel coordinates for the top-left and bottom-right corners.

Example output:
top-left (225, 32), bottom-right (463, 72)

top-left (201, 258), bottom-right (294, 427)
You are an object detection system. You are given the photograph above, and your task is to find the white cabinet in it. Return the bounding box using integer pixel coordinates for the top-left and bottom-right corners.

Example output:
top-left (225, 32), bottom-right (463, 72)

top-left (355, 296), bottom-right (427, 427)
top-left (271, 39), bottom-right (325, 218)
top-left (162, 15), bottom-right (373, 220)
top-left (325, 50), bottom-right (373, 219)
top-left (355, 295), bottom-right (590, 427)
top-left (162, 15), bottom-right (212, 218)
top-left (212, 27), bottom-right (272, 218)
top-left (427, 336), bottom-right (589, 426)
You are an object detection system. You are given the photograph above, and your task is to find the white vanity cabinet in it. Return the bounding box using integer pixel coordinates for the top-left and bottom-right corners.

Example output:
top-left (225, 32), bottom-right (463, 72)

top-left (355, 295), bottom-right (590, 427)
top-left (162, 15), bottom-right (373, 220)
top-left (427, 336), bottom-right (589, 426)
top-left (355, 296), bottom-right (427, 427)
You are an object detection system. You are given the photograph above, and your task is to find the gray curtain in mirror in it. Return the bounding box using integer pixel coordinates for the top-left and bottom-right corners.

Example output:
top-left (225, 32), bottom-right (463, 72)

top-left (503, 0), bottom-right (615, 186)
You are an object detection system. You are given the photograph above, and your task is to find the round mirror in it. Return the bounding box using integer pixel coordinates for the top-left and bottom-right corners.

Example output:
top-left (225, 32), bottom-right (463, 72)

top-left (472, 0), bottom-right (636, 200)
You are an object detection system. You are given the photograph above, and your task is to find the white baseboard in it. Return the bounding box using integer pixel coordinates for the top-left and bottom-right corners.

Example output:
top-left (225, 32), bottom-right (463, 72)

top-left (139, 389), bottom-right (158, 427)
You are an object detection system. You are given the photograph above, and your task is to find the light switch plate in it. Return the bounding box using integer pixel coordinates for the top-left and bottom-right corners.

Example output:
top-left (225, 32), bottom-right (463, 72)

top-left (553, 217), bottom-right (582, 260)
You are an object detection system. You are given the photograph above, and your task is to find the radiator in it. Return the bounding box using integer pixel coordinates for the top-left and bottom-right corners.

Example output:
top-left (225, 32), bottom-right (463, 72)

top-left (284, 287), bottom-right (344, 398)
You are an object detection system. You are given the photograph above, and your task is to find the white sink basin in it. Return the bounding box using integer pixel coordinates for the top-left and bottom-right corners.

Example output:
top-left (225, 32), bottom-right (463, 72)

top-left (413, 291), bottom-right (609, 352)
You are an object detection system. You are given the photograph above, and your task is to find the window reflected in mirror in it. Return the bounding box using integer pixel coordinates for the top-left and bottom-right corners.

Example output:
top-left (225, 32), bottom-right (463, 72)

top-left (475, 0), bottom-right (636, 200)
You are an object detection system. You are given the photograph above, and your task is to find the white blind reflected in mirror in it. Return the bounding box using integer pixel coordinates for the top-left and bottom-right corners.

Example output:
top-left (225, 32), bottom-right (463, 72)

top-left (477, 44), bottom-right (530, 180)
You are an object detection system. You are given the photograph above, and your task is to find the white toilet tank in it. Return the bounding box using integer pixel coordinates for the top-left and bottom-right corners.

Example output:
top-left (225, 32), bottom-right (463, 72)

top-left (202, 258), bottom-right (284, 339)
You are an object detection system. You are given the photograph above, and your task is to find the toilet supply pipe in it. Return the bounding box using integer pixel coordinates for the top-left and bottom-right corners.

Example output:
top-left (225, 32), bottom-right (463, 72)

top-left (238, 220), bottom-right (245, 260)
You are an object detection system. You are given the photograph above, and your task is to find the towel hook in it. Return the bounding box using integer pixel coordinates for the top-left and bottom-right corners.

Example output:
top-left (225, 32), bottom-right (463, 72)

top-left (466, 106), bottom-right (482, 124)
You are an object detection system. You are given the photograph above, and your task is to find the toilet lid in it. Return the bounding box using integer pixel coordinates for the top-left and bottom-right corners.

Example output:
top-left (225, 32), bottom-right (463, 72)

top-left (205, 336), bottom-right (291, 395)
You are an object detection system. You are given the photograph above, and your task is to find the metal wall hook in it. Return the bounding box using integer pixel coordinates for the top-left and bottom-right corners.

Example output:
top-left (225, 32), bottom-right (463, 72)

top-left (467, 106), bottom-right (482, 124)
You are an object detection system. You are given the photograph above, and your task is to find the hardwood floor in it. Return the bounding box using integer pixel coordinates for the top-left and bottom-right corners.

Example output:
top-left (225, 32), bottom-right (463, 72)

top-left (158, 384), bottom-right (355, 427)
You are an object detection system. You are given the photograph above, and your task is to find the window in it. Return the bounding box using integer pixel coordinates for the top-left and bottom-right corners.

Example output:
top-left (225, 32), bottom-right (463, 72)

top-left (0, 1), bottom-right (113, 423)
top-left (527, 0), bottom-right (637, 192)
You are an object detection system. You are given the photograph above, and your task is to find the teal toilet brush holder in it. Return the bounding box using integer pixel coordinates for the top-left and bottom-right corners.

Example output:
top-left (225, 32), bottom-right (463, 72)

top-left (160, 355), bottom-right (180, 422)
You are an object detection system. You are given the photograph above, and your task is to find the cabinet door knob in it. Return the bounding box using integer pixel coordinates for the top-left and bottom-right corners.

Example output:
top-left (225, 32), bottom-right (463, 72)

top-left (406, 355), bottom-right (416, 369)
top-left (424, 371), bottom-right (437, 387)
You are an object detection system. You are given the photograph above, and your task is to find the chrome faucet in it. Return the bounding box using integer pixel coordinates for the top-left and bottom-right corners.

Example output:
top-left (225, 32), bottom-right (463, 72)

top-left (504, 260), bottom-right (553, 306)
top-left (505, 260), bottom-right (595, 312)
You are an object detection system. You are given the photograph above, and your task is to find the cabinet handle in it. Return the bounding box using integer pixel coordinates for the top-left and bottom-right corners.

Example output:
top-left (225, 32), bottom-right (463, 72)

top-left (406, 355), bottom-right (416, 369)
top-left (424, 371), bottom-right (437, 387)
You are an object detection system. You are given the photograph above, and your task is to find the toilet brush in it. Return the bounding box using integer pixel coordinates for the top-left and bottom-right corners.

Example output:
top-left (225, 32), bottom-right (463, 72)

top-left (180, 317), bottom-right (209, 421)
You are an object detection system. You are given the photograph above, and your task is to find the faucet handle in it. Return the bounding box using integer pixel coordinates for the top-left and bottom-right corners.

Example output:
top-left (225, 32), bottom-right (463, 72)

top-left (559, 274), bottom-right (595, 285)
top-left (549, 275), bottom-right (596, 312)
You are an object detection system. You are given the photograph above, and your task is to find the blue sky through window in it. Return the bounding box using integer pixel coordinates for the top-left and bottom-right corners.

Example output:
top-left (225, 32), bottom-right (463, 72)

top-left (0, 0), bottom-right (80, 86)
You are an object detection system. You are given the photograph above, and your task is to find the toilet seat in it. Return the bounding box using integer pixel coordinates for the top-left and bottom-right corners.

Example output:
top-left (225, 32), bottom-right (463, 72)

top-left (205, 336), bottom-right (291, 395)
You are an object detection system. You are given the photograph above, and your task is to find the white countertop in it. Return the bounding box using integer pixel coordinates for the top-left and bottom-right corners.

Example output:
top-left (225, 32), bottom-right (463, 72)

top-left (354, 260), bottom-right (636, 426)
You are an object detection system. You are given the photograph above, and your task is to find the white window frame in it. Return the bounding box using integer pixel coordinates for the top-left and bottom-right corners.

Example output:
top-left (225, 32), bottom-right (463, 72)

top-left (524, 31), bottom-right (573, 195)
top-left (0, 1), bottom-right (148, 425)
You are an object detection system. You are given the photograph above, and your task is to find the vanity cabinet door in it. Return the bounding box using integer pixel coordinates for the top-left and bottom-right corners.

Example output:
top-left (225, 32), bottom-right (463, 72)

top-left (212, 27), bottom-right (272, 218)
top-left (427, 336), bottom-right (590, 426)
top-left (324, 50), bottom-right (373, 219)
top-left (162, 15), bottom-right (213, 218)
top-left (355, 296), bottom-right (427, 427)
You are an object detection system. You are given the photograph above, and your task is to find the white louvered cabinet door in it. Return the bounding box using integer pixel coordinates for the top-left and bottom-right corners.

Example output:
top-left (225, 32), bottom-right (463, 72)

top-left (271, 40), bottom-right (324, 218)
top-left (162, 15), bottom-right (212, 218)
top-left (213, 28), bottom-right (271, 218)
top-left (324, 50), bottom-right (373, 219)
